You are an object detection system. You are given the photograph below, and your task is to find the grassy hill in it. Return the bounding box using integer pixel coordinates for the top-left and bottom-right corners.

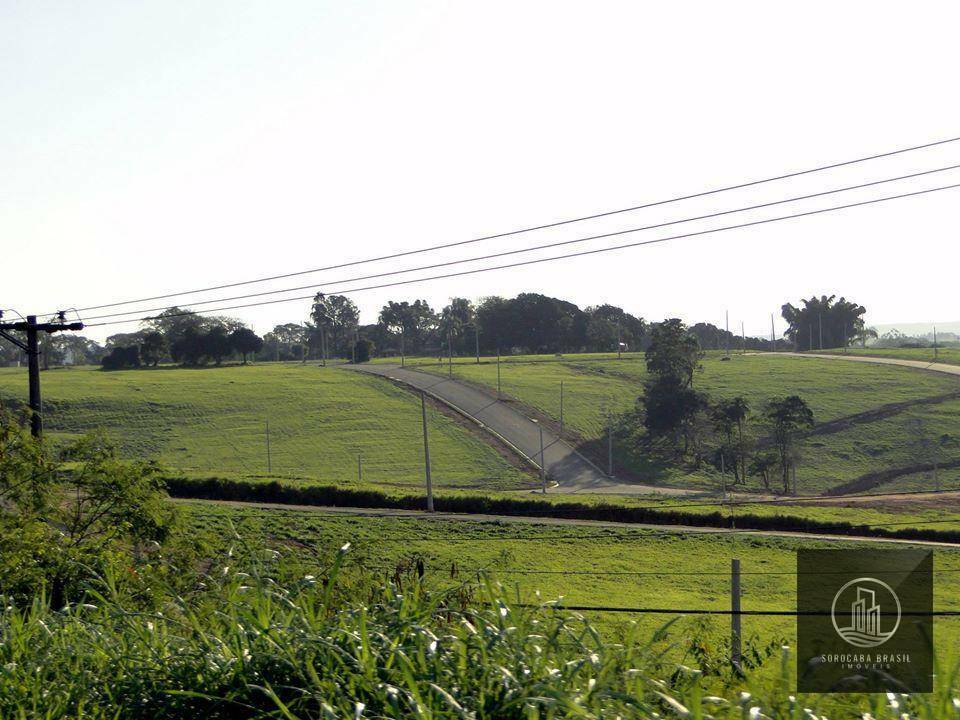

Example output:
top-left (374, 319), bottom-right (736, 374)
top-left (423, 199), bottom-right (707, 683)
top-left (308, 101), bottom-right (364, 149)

top-left (0, 363), bottom-right (533, 491)
top-left (415, 352), bottom-right (960, 494)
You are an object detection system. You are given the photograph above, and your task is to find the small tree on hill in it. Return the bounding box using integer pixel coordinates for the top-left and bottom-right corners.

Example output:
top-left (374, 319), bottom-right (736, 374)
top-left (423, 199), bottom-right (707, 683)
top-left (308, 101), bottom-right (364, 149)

top-left (710, 397), bottom-right (750, 483)
top-left (764, 396), bottom-right (814, 493)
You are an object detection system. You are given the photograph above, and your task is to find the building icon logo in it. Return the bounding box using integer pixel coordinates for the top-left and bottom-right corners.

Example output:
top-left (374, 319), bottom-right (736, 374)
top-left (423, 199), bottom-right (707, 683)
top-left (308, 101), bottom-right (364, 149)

top-left (830, 577), bottom-right (901, 648)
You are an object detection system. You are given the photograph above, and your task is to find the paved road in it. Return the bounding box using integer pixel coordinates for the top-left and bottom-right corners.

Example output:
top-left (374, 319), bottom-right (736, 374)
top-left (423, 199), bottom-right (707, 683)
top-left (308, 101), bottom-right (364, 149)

top-left (348, 364), bottom-right (691, 495)
top-left (175, 498), bottom-right (958, 547)
top-left (760, 351), bottom-right (960, 377)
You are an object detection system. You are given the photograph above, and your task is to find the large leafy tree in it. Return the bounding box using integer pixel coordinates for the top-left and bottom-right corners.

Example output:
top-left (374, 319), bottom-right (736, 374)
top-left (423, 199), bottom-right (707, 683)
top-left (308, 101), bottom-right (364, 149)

top-left (377, 300), bottom-right (437, 354)
top-left (310, 293), bottom-right (360, 358)
top-left (641, 319), bottom-right (707, 455)
top-left (710, 397), bottom-right (750, 483)
top-left (139, 331), bottom-right (167, 366)
top-left (781, 295), bottom-right (866, 351)
top-left (229, 327), bottom-right (263, 364)
top-left (644, 318), bottom-right (703, 388)
top-left (584, 305), bottom-right (645, 352)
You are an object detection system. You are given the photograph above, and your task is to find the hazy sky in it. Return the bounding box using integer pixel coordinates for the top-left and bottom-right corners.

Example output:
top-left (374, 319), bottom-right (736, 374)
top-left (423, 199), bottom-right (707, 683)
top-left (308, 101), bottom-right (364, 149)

top-left (3, 1), bottom-right (959, 343)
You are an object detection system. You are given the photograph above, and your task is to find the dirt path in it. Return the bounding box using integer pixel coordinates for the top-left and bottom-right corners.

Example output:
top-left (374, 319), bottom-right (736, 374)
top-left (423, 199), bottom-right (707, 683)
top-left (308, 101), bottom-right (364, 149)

top-left (174, 498), bottom-right (959, 547)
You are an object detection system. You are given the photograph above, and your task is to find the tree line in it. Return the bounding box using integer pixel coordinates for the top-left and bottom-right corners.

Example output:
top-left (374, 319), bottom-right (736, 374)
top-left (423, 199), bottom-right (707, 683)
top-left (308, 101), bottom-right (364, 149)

top-left (0, 292), bottom-right (866, 370)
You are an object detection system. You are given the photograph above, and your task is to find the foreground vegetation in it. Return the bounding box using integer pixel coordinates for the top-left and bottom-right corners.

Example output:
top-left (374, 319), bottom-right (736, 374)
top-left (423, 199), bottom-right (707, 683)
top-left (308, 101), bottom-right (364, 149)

top-left (3, 417), bottom-right (960, 717)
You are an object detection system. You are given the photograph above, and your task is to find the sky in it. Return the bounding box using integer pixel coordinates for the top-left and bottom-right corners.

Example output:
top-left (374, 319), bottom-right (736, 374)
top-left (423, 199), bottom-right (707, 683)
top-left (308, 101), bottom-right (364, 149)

top-left (2, 1), bottom-right (959, 343)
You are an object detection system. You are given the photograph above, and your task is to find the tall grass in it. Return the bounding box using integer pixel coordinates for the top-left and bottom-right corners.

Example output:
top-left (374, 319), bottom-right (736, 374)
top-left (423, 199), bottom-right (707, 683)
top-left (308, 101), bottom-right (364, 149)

top-left (1, 542), bottom-right (959, 718)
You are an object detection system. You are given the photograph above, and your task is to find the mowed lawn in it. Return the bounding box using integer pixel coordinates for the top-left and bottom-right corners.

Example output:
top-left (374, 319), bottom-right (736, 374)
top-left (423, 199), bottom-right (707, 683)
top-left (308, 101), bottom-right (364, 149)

top-left (182, 501), bottom-right (960, 672)
top-left (415, 353), bottom-right (960, 494)
top-left (0, 364), bottom-right (533, 491)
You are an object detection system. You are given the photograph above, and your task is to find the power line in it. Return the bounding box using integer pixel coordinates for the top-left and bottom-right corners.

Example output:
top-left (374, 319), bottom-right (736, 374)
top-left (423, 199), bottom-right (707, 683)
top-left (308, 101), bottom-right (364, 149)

top-left (81, 162), bottom-right (960, 323)
top-left (41, 134), bottom-right (960, 316)
top-left (84, 180), bottom-right (960, 328)
top-left (512, 604), bottom-right (960, 616)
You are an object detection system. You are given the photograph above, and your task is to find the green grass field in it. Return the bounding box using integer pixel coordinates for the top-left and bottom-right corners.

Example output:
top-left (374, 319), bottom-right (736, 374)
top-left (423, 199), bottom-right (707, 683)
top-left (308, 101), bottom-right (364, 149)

top-left (814, 346), bottom-right (960, 366)
top-left (181, 501), bottom-right (960, 671)
top-left (0, 363), bottom-right (533, 491)
top-left (415, 352), bottom-right (960, 494)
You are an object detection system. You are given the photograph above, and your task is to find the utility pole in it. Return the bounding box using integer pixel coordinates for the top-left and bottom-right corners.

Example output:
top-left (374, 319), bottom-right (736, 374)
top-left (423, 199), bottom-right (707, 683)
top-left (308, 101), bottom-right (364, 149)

top-left (447, 329), bottom-right (453, 377)
top-left (617, 320), bottom-right (622, 359)
top-left (607, 418), bottom-right (614, 478)
top-left (731, 559), bottom-right (742, 671)
top-left (533, 419), bottom-right (546, 493)
top-left (818, 313), bottom-right (823, 350)
top-left (725, 310), bottom-right (730, 358)
top-left (0, 313), bottom-right (83, 438)
top-left (320, 328), bottom-right (327, 367)
top-left (400, 328), bottom-right (405, 367)
top-left (265, 420), bottom-right (272, 473)
top-left (808, 324), bottom-right (813, 352)
top-left (934, 325), bottom-right (939, 361)
top-left (559, 381), bottom-right (564, 436)
top-left (770, 314), bottom-right (776, 352)
top-left (420, 391), bottom-right (433, 512)
top-left (740, 321), bottom-right (746, 355)
top-left (474, 324), bottom-right (480, 364)
top-left (496, 348), bottom-right (501, 397)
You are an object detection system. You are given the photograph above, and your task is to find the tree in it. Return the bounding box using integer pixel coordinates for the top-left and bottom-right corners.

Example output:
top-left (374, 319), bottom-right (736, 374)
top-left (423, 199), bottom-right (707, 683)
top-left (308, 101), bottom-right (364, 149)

top-left (781, 295), bottom-right (866, 351)
top-left (440, 298), bottom-right (475, 353)
top-left (310, 294), bottom-right (360, 358)
top-left (353, 338), bottom-right (373, 363)
top-left (645, 319), bottom-right (703, 388)
top-left (378, 300), bottom-right (437, 355)
top-left (643, 379), bottom-right (710, 456)
top-left (202, 326), bottom-right (232, 365)
top-left (139, 331), bottom-right (166, 367)
top-left (100, 346), bottom-right (141, 371)
top-left (229, 327), bottom-right (263, 364)
top-left (763, 396), bottom-right (814, 493)
top-left (748, 451), bottom-right (779, 491)
top-left (584, 305), bottom-right (645, 352)
top-left (710, 397), bottom-right (750, 483)
top-left (170, 327), bottom-right (205, 366)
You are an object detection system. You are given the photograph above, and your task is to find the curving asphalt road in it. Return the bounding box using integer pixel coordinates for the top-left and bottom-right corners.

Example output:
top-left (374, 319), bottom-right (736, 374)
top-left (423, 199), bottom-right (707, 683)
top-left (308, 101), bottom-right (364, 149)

top-left (348, 364), bottom-right (691, 495)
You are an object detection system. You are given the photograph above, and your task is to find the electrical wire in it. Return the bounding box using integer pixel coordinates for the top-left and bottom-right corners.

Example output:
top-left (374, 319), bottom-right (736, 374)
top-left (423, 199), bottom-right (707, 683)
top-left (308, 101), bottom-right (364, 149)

top-left (38, 134), bottom-right (960, 316)
top-left (83, 180), bottom-right (960, 328)
top-left (79, 162), bottom-right (960, 323)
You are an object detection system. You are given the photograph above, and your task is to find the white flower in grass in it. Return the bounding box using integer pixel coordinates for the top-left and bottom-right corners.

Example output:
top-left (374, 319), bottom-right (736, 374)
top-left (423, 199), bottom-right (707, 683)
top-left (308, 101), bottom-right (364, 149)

top-left (146, 621), bottom-right (154, 632)
top-left (861, 713), bottom-right (875, 720)
top-left (428, 640), bottom-right (437, 656)
top-left (749, 707), bottom-right (762, 719)
top-left (353, 702), bottom-right (364, 719)
top-left (952, 698), bottom-right (960, 709)
top-left (739, 692), bottom-right (752, 704)
top-left (242, 648), bottom-right (251, 663)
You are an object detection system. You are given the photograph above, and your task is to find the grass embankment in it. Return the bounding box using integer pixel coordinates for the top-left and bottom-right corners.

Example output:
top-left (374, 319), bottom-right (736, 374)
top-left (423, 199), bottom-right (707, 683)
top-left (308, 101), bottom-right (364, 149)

top-left (812, 346), bottom-right (960, 367)
top-left (415, 353), bottom-right (960, 495)
top-left (0, 364), bottom-right (532, 491)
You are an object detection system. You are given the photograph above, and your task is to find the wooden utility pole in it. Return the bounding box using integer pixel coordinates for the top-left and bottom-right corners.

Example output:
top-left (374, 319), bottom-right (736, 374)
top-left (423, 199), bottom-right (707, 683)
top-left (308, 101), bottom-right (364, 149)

top-left (770, 314), bottom-right (776, 352)
top-left (0, 313), bottom-right (83, 438)
top-left (818, 313), bottom-right (823, 350)
top-left (533, 420), bottom-right (546, 493)
top-left (496, 348), bottom-right (501, 397)
top-left (731, 559), bottom-right (742, 670)
top-left (420, 391), bottom-right (434, 512)
top-left (741, 321), bottom-right (746, 355)
top-left (474, 325), bottom-right (480, 364)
